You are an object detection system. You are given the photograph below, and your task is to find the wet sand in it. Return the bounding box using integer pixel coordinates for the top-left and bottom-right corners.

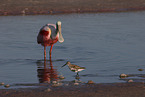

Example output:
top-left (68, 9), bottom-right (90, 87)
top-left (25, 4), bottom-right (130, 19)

top-left (1, 0), bottom-right (145, 15)
top-left (0, 82), bottom-right (145, 97)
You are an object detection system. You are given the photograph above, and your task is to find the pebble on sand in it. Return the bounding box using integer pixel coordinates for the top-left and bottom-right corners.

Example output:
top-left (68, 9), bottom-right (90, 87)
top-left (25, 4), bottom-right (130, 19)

top-left (58, 75), bottom-right (65, 80)
top-left (52, 81), bottom-right (57, 84)
top-left (138, 69), bottom-right (144, 71)
top-left (0, 82), bottom-right (4, 85)
top-left (119, 73), bottom-right (128, 78)
top-left (44, 88), bottom-right (51, 92)
top-left (74, 82), bottom-right (79, 85)
top-left (87, 80), bottom-right (95, 84)
top-left (52, 83), bottom-right (63, 87)
top-left (128, 79), bottom-right (133, 83)
top-left (4, 84), bottom-right (10, 88)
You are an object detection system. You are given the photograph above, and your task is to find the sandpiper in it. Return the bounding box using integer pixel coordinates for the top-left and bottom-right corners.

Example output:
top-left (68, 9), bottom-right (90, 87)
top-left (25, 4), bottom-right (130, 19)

top-left (62, 61), bottom-right (85, 75)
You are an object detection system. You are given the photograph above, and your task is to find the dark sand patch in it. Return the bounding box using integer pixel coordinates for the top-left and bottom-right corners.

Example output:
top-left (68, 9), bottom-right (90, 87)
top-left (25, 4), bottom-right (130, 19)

top-left (0, 82), bottom-right (145, 97)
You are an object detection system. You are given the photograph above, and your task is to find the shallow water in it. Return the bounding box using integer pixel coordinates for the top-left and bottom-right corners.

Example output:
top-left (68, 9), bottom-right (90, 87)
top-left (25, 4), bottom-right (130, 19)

top-left (0, 11), bottom-right (145, 88)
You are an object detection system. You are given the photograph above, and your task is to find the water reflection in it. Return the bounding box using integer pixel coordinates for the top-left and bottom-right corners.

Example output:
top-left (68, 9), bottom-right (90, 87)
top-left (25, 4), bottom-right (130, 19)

top-left (36, 58), bottom-right (58, 83)
top-left (36, 57), bottom-right (87, 84)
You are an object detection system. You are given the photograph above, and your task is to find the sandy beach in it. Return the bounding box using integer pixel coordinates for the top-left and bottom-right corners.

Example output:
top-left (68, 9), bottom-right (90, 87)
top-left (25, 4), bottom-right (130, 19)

top-left (0, 0), bottom-right (145, 15)
top-left (0, 82), bottom-right (145, 97)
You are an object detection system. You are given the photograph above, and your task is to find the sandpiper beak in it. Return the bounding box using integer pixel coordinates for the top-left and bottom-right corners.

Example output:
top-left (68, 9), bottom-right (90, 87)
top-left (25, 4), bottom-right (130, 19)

top-left (61, 64), bottom-right (67, 68)
top-left (57, 21), bottom-right (64, 43)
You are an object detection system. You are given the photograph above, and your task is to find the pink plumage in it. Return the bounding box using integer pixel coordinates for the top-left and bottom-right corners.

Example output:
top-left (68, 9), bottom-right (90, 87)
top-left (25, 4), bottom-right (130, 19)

top-left (37, 21), bottom-right (64, 59)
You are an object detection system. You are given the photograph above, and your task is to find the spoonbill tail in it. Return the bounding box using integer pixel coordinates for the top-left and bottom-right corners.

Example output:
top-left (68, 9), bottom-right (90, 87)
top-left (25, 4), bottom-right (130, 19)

top-left (37, 21), bottom-right (64, 59)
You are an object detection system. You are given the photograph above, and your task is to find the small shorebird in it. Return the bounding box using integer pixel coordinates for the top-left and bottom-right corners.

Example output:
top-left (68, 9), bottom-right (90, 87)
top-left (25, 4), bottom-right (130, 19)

top-left (37, 21), bottom-right (64, 59)
top-left (62, 61), bottom-right (85, 75)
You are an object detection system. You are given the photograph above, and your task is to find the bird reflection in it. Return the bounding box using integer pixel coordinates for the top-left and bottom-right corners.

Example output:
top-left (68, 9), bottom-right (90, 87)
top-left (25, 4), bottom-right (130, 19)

top-left (37, 57), bottom-right (58, 83)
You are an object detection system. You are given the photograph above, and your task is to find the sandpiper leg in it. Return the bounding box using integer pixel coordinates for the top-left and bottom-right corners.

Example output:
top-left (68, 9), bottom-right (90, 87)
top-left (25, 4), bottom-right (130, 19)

top-left (76, 72), bottom-right (80, 80)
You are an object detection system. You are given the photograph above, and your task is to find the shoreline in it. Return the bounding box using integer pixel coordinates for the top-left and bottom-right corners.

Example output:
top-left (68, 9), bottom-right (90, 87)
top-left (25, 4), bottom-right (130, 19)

top-left (1, 0), bottom-right (145, 15)
top-left (1, 7), bottom-right (145, 16)
top-left (0, 82), bottom-right (145, 97)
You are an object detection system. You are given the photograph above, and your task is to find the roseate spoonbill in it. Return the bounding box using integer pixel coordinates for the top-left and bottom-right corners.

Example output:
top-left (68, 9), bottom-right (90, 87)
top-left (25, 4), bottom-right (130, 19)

top-left (62, 61), bottom-right (86, 75)
top-left (37, 21), bottom-right (64, 59)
